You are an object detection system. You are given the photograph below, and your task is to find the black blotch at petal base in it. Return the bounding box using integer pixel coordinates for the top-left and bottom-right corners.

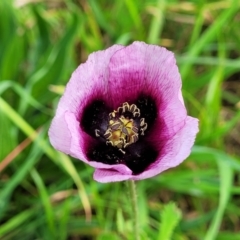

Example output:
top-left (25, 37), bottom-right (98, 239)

top-left (81, 100), bottom-right (110, 139)
top-left (87, 140), bottom-right (158, 175)
top-left (136, 95), bottom-right (157, 129)
top-left (124, 141), bottom-right (158, 175)
top-left (87, 143), bottom-right (124, 165)
top-left (82, 94), bottom-right (159, 175)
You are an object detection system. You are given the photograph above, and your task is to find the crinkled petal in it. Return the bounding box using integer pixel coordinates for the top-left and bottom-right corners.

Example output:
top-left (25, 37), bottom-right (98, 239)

top-left (108, 41), bottom-right (187, 138)
top-left (133, 116), bottom-right (199, 180)
top-left (55, 44), bottom-right (124, 118)
top-left (49, 111), bottom-right (89, 162)
top-left (93, 116), bottom-right (198, 182)
top-left (64, 111), bottom-right (90, 162)
top-left (48, 113), bottom-right (72, 156)
top-left (93, 169), bottom-right (132, 182)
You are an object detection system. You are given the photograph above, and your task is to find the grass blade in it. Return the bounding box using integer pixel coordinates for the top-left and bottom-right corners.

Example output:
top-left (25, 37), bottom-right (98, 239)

top-left (0, 98), bottom-right (92, 221)
top-left (180, 0), bottom-right (239, 80)
top-left (204, 160), bottom-right (233, 240)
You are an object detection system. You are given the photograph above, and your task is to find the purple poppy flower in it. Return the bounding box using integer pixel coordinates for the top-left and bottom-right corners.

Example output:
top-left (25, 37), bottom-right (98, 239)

top-left (49, 41), bottom-right (198, 183)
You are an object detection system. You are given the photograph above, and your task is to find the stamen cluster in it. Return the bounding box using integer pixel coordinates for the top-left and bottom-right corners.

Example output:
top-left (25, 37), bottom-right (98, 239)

top-left (95, 102), bottom-right (148, 154)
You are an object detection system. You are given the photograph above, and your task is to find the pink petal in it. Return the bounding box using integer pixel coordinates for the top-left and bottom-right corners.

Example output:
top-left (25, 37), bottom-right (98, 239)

top-left (132, 116), bottom-right (199, 180)
top-left (49, 111), bottom-right (89, 162)
top-left (94, 169), bottom-right (132, 182)
top-left (48, 113), bottom-right (72, 156)
top-left (108, 41), bottom-right (187, 138)
top-left (55, 44), bottom-right (124, 119)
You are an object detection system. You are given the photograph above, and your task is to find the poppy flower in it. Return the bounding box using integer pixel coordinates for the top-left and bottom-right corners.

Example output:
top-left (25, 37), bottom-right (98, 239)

top-left (48, 41), bottom-right (198, 183)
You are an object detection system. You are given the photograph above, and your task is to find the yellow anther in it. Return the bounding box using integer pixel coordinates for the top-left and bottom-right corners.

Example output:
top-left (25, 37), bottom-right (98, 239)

top-left (103, 102), bottom-right (147, 152)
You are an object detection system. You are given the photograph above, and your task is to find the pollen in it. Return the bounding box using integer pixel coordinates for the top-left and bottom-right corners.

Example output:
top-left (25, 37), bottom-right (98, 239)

top-left (96, 102), bottom-right (148, 153)
top-left (105, 115), bottom-right (138, 149)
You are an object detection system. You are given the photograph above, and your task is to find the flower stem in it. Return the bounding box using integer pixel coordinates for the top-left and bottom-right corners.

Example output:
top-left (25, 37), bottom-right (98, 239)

top-left (127, 180), bottom-right (140, 240)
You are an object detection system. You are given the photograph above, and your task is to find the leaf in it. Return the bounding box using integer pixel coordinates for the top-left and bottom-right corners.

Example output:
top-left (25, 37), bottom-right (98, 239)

top-left (180, 0), bottom-right (239, 81)
top-left (0, 138), bottom-right (42, 220)
top-left (158, 202), bottom-right (182, 240)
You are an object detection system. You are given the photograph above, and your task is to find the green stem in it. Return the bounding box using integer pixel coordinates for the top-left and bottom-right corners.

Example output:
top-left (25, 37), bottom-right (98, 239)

top-left (128, 180), bottom-right (140, 240)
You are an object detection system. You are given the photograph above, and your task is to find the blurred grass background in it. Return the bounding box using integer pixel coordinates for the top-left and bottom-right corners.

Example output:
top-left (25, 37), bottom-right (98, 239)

top-left (0, 0), bottom-right (240, 239)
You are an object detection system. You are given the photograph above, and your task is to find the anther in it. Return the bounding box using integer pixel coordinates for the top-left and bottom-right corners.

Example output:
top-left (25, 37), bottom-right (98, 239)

top-left (104, 131), bottom-right (112, 139)
top-left (122, 102), bottom-right (129, 112)
top-left (95, 129), bottom-right (100, 137)
top-left (140, 123), bottom-right (148, 136)
top-left (133, 111), bottom-right (140, 117)
top-left (109, 111), bottom-right (116, 118)
top-left (119, 149), bottom-right (126, 154)
top-left (141, 123), bottom-right (148, 132)
top-left (106, 141), bottom-right (113, 146)
top-left (130, 104), bottom-right (137, 112)
top-left (140, 118), bottom-right (145, 127)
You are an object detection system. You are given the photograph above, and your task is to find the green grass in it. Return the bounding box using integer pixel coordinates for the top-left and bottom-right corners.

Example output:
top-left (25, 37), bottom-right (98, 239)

top-left (1, 0), bottom-right (240, 239)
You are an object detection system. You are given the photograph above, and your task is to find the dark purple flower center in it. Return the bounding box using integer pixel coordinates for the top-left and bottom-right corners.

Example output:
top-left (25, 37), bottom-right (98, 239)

top-left (81, 95), bottom-right (158, 174)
